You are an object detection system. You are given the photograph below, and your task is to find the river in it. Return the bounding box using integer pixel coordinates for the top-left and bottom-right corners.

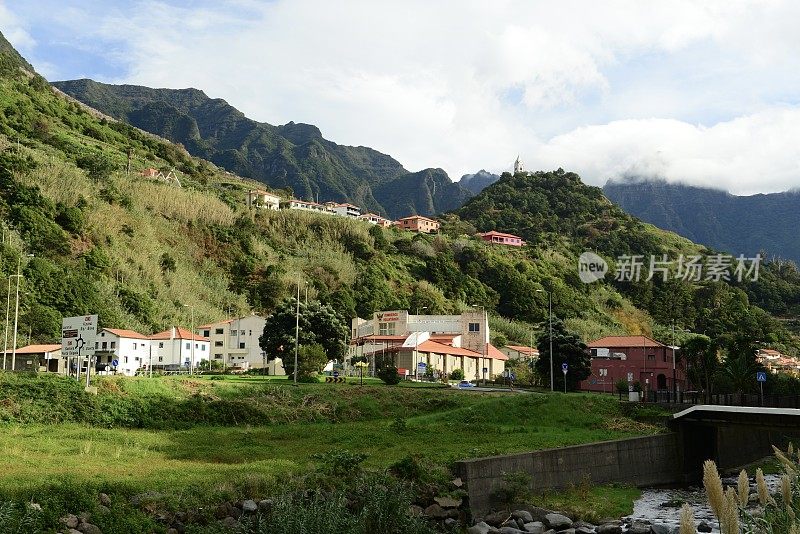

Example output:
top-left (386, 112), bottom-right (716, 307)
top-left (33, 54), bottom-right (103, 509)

top-left (626, 474), bottom-right (780, 532)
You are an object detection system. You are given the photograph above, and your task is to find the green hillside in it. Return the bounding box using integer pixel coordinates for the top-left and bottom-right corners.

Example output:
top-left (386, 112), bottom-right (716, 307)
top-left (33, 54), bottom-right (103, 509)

top-left (0, 33), bottom-right (797, 356)
top-left (53, 78), bottom-right (473, 219)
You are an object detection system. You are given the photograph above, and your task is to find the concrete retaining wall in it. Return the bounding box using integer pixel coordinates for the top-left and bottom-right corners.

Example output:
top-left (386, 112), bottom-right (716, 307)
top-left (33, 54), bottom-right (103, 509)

top-left (455, 433), bottom-right (680, 512)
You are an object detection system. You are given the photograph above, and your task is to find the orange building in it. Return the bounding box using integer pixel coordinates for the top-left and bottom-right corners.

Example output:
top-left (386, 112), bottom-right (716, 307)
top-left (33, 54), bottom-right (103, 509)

top-left (394, 215), bottom-right (440, 233)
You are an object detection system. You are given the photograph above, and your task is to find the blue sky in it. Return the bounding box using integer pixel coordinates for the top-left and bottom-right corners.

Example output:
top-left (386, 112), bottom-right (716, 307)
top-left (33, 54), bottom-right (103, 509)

top-left (2, 0), bottom-right (800, 194)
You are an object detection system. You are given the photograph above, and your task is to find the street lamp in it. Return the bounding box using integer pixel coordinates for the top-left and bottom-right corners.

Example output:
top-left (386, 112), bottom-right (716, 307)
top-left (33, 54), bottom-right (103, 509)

top-left (293, 276), bottom-right (306, 385)
top-left (536, 289), bottom-right (554, 392)
top-left (8, 255), bottom-right (33, 372)
top-left (183, 304), bottom-right (195, 374)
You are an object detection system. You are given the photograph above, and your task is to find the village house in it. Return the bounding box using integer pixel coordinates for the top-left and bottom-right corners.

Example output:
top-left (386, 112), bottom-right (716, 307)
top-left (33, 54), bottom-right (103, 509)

top-left (358, 213), bottom-right (392, 227)
top-left (500, 344), bottom-right (539, 361)
top-left (245, 189), bottom-right (281, 210)
top-left (94, 328), bottom-right (151, 376)
top-left (479, 231), bottom-right (525, 247)
top-left (579, 335), bottom-right (686, 394)
top-left (351, 309), bottom-right (507, 379)
top-left (325, 202), bottom-right (361, 218)
top-left (394, 215), bottom-right (440, 233)
top-left (149, 327), bottom-right (210, 372)
top-left (198, 315), bottom-right (284, 374)
top-left (280, 199), bottom-right (330, 214)
top-left (0, 344), bottom-right (63, 373)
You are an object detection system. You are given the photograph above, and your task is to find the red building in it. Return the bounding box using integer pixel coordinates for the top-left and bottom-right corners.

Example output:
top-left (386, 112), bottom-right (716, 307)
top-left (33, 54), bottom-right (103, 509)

top-left (579, 335), bottom-right (686, 394)
top-left (478, 231), bottom-right (525, 246)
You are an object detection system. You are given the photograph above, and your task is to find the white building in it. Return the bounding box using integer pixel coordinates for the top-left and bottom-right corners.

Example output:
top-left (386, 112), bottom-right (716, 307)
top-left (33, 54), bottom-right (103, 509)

top-left (246, 189), bottom-right (281, 210)
top-left (149, 327), bottom-right (210, 371)
top-left (94, 328), bottom-right (152, 376)
top-left (326, 203), bottom-right (361, 218)
top-left (280, 199), bottom-right (330, 214)
top-left (359, 213), bottom-right (392, 227)
top-left (514, 155), bottom-right (524, 174)
top-left (198, 315), bottom-right (285, 374)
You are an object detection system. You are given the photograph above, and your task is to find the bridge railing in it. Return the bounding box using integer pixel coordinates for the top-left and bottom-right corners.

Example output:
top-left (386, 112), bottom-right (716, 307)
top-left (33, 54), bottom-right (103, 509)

top-left (647, 390), bottom-right (800, 408)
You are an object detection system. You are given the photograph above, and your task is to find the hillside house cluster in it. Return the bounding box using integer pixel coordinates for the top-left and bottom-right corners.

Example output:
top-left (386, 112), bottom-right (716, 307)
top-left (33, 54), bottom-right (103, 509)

top-left (243, 190), bottom-right (527, 242)
top-left (758, 348), bottom-right (800, 375)
top-left (350, 309), bottom-right (507, 380)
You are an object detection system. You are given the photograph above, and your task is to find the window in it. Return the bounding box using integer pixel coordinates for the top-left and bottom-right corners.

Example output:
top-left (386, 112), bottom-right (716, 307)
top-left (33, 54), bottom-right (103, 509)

top-left (203, 330), bottom-right (210, 337)
top-left (378, 322), bottom-right (396, 336)
top-left (95, 342), bottom-right (99, 349)
top-left (648, 353), bottom-right (656, 360)
top-left (158, 357), bottom-right (163, 362)
top-left (133, 343), bottom-right (137, 350)
top-left (134, 357), bottom-right (140, 362)
top-left (240, 330), bottom-right (246, 335)
top-left (201, 345), bottom-right (206, 351)
top-left (185, 342), bottom-right (190, 350)
top-left (215, 341), bottom-right (224, 347)
top-left (102, 342), bottom-right (107, 349)
top-left (468, 323), bottom-right (480, 332)
top-left (215, 328), bottom-right (224, 335)
top-left (124, 357), bottom-right (128, 363)
top-left (110, 342), bottom-right (116, 349)
top-left (239, 342), bottom-right (246, 349)
top-left (159, 342), bottom-right (164, 348)
top-left (214, 354), bottom-right (222, 359)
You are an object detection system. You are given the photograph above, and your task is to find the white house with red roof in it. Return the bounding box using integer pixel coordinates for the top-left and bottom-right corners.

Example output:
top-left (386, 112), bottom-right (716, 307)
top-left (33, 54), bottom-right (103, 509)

top-left (94, 328), bottom-right (152, 376)
top-left (149, 327), bottom-right (210, 372)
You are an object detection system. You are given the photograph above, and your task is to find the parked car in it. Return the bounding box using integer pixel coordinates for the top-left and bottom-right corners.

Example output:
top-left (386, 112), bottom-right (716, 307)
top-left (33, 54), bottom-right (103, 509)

top-left (457, 380), bottom-right (475, 389)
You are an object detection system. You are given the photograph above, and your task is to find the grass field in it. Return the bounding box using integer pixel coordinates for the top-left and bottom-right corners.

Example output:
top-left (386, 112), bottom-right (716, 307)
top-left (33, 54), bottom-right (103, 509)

top-left (0, 373), bottom-right (656, 531)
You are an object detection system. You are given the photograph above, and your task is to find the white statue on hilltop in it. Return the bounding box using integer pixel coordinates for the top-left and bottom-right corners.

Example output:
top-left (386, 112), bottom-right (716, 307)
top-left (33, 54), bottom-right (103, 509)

top-left (513, 155), bottom-right (524, 174)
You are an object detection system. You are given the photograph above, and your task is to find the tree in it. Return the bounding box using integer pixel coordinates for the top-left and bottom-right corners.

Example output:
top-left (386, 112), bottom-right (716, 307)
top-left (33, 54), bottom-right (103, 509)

top-left (682, 335), bottom-right (720, 403)
top-left (615, 379), bottom-right (628, 400)
top-left (377, 364), bottom-right (401, 385)
top-left (449, 368), bottom-right (464, 381)
top-left (259, 297), bottom-right (349, 374)
top-left (295, 343), bottom-right (328, 380)
top-left (534, 319), bottom-right (590, 391)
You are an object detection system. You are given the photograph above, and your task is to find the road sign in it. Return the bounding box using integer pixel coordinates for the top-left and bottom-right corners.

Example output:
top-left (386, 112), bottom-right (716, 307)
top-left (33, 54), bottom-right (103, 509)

top-left (510, 372), bottom-right (516, 381)
top-left (333, 370), bottom-right (339, 378)
top-left (561, 362), bottom-right (568, 374)
top-left (61, 315), bottom-right (97, 358)
top-left (111, 359), bottom-right (119, 367)
top-left (757, 371), bottom-right (767, 382)
top-left (417, 362), bottom-right (427, 370)
top-left (482, 367), bottom-right (488, 374)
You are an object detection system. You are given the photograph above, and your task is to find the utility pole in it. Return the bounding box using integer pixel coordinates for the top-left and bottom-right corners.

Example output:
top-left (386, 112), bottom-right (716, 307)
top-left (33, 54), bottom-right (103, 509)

top-left (10, 258), bottom-right (23, 371)
top-left (183, 304), bottom-right (195, 374)
top-left (293, 276), bottom-right (301, 385)
top-left (3, 276), bottom-right (10, 370)
top-left (672, 321), bottom-right (677, 402)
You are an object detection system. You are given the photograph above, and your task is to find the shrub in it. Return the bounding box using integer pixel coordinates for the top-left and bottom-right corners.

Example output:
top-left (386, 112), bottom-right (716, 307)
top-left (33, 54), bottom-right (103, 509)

top-left (449, 368), bottom-right (464, 381)
top-left (76, 152), bottom-right (115, 182)
top-left (377, 365), bottom-right (401, 385)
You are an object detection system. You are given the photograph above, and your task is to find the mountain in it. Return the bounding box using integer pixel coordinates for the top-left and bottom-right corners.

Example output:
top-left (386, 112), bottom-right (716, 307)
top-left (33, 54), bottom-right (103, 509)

top-left (604, 179), bottom-right (800, 264)
top-left (1, 33), bottom-right (799, 354)
top-left (459, 170), bottom-right (500, 194)
top-left (52, 79), bottom-right (472, 219)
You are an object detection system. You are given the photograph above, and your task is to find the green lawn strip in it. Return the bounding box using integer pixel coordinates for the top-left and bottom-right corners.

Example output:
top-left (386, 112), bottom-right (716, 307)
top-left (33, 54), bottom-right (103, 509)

top-left (532, 484), bottom-right (641, 524)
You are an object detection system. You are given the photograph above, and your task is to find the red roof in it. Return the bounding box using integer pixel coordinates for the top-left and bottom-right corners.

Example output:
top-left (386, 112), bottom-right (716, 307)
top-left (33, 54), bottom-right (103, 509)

top-left (198, 318), bottom-right (234, 329)
top-left (415, 340), bottom-right (507, 360)
top-left (486, 343), bottom-right (509, 361)
top-left (2, 344), bottom-right (61, 355)
top-left (104, 328), bottom-right (150, 340)
top-left (505, 344), bottom-right (538, 356)
top-left (587, 335), bottom-right (665, 348)
top-left (149, 327), bottom-right (209, 342)
top-left (396, 215), bottom-right (438, 223)
top-left (479, 231), bottom-right (523, 239)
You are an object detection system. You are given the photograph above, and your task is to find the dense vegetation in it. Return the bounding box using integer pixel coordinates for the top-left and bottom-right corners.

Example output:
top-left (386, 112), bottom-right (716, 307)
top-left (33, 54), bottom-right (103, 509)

top-left (53, 78), bottom-right (473, 219)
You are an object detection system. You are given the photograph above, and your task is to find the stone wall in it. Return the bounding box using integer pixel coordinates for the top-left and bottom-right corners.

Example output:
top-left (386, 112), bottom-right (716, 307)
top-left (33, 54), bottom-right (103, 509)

top-left (455, 433), bottom-right (680, 513)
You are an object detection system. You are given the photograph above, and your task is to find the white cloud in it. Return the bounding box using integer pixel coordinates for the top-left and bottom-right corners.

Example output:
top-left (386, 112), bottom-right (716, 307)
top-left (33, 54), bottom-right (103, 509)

top-left (5, 0), bottom-right (800, 192)
top-left (530, 108), bottom-right (800, 194)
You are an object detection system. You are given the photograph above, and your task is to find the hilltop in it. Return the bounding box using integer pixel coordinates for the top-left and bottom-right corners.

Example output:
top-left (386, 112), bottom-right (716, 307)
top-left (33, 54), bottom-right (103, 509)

top-left (53, 78), bottom-right (473, 219)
